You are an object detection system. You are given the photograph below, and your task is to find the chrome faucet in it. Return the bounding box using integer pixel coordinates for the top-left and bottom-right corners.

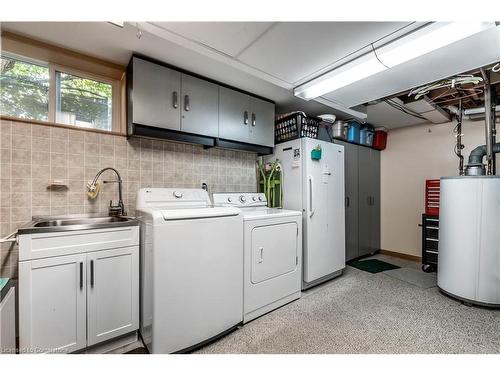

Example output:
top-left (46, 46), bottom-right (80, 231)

top-left (89, 167), bottom-right (126, 216)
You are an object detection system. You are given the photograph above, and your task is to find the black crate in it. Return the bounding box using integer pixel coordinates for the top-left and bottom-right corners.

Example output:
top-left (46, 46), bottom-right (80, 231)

top-left (275, 112), bottom-right (320, 144)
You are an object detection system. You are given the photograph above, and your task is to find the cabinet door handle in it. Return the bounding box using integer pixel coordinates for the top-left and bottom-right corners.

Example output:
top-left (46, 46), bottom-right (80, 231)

top-left (244, 111), bottom-right (249, 125)
top-left (251, 113), bottom-right (256, 127)
top-left (184, 95), bottom-right (190, 111)
top-left (172, 91), bottom-right (178, 109)
top-left (90, 260), bottom-right (94, 288)
top-left (79, 262), bottom-right (83, 290)
top-left (367, 196), bottom-right (371, 206)
top-left (346, 196), bottom-right (350, 208)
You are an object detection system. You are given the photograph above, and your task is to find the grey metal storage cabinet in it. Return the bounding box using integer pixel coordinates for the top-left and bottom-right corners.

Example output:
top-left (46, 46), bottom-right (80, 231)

top-left (180, 74), bottom-right (219, 137)
top-left (132, 57), bottom-right (181, 131)
top-left (219, 86), bottom-right (275, 147)
top-left (335, 140), bottom-right (381, 261)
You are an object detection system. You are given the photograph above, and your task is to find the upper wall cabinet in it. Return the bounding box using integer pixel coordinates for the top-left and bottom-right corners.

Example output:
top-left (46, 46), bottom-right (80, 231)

top-left (219, 87), bottom-right (274, 148)
top-left (181, 74), bottom-right (219, 138)
top-left (128, 56), bottom-right (275, 153)
top-left (249, 96), bottom-right (274, 148)
top-left (132, 57), bottom-right (181, 131)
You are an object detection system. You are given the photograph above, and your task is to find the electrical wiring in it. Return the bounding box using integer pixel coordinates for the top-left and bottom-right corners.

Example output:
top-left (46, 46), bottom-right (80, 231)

top-left (408, 75), bottom-right (484, 100)
top-left (383, 98), bottom-right (428, 120)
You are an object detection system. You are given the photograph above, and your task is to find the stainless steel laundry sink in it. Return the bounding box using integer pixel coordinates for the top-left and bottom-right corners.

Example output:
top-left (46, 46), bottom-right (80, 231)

top-left (18, 214), bottom-right (138, 234)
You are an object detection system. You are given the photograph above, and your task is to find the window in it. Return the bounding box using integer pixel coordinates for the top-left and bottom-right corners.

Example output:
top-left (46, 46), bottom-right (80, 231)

top-left (55, 71), bottom-right (113, 131)
top-left (0, 55), bottom-right (50, 121)
top-left (0, 44), bottom-right (123, 133)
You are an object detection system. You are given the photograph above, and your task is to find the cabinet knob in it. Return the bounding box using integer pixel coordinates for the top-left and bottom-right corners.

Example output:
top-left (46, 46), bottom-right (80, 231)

top-left (184, 95), bottom-right (190, 111)
top-left (251, 113), bottom-right (256, 127)
top-left (244, 111), bottom-right (249, 125)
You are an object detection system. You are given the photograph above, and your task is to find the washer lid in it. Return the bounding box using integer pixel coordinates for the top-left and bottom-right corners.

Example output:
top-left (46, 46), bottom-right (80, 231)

top-left (243, 208), bottom-right (302, 220)
top-left (161, 206), bottom-right (241, 221)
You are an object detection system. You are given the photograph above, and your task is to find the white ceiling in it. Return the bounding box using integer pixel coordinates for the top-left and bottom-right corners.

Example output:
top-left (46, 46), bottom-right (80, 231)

top-left (1, 21), bottom-right (421, 120)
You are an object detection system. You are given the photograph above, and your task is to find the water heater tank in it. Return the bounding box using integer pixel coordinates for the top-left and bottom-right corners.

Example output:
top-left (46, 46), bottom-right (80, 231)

top-left (438, 176), bottom-right (500, 306)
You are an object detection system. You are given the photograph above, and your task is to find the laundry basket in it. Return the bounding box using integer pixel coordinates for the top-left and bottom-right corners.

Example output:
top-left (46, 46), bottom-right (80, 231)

top-left (275, 112), bottom-right (320, 144)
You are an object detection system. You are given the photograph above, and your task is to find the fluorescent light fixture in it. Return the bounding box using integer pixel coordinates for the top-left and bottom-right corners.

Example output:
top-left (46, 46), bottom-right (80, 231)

top-left (377, 22), bottom-right (494, 67)
top-left (294, 22), bottom-right (495, 100)
top-left (294, 52), bottom-right (386, 100)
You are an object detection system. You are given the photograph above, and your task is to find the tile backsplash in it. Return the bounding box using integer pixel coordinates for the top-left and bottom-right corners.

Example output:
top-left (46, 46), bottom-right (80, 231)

top-left (0, 119), bottom-right (258, 278)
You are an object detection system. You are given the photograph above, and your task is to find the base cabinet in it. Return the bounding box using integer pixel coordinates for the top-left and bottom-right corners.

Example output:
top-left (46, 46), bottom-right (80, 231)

top-left (19, 227), bottom-right (139, 354)
top-left (87, 247), bottom-right (139, 346)
top-left (19, 254), bottom-right (87, 353)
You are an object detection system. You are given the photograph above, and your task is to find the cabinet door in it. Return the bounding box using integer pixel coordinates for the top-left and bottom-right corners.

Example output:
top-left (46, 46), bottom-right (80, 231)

top-left (19, 254), bottom-right (86, 353)
top-left (357, 146), bottom-right (373, 257)
top-left (87, 246), bottom-right (139, 346)
top-left (218, 87), bottom-right (250, 143)
top-left (370, 150), bottom-right (381, 253)
top-left (249, 97), bottom-right (275, 147)
top-left (339, 141), bottom-right (359, 261)
top-left (132, 57), bottom-right (181, 130)
top-left (181, 74), bottom-right (219, 137)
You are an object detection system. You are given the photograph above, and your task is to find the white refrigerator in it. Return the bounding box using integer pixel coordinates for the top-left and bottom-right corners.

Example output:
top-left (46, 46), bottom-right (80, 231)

top-left (268, 138), bottom-right (345, 289)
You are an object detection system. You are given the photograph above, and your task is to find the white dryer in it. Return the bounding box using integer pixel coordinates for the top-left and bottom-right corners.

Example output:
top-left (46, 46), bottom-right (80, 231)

top-left (136, 188), bottom-right (243, 353)
top-left (213, 192), bottom-right (302, 323)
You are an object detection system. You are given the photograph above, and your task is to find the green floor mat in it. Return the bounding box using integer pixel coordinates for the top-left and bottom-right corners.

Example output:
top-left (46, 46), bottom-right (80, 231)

top-left (348, 259), bottom-right (400, 273)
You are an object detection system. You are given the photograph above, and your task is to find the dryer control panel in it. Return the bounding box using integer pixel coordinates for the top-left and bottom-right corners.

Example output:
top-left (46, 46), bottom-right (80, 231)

top-left (213, 193), bottom-right (267, 208)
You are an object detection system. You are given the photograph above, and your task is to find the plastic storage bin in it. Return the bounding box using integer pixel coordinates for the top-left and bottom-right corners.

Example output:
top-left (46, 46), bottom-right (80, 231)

top-left (346, 122), bottom-right (361, 144)
top-left (372, 130), bottom-right (388, 150)
top-left (360, 126), bottom-right (374, 147)
top-left (275, 112), bottom-right (320, 144)
top-left (332, 121), bottom-right (347, 140)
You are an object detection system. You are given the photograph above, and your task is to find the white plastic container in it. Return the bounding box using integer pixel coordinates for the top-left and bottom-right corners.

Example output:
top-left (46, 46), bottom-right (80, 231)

top-left (438, 176), bottom-right (500, 306)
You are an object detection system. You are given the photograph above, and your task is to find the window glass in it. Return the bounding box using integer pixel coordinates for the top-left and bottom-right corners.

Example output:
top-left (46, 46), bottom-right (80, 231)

top-left (0, 56), bottom-right (49, 121)
top-left (56, 71), bottom-right (112, 131)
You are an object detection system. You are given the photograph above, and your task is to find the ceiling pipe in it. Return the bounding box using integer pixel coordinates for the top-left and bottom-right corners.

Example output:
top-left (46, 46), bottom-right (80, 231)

top-left (480, 67), bottom-right (495, 175)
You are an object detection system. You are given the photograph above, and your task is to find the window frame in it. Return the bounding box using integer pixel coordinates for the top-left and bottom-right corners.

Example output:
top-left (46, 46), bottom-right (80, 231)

top-left (49, 63), bottom-right (121, 132)
top-left (0, 32), bottom-right (126, 135)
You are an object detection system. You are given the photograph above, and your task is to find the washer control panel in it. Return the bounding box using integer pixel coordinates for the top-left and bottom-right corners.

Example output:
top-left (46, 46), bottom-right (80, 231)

top-left (213, 192), bottom-right (267, 207)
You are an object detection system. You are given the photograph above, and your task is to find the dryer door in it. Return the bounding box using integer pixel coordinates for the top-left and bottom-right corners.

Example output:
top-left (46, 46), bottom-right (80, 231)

top-left (251, 222), bottom-right (298, 284)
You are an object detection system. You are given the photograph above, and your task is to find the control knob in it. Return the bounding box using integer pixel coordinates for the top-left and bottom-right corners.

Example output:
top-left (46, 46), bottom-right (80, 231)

top-left (239, 195), bottom-right (246, 203)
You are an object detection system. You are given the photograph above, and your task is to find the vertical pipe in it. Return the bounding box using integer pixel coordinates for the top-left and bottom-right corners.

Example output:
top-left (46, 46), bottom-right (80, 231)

top-left (480, 68), bottom-right (493, 175)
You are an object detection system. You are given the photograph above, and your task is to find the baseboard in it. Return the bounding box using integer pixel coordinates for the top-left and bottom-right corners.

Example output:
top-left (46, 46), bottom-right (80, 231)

top-left (378, 249), bottom-right (422, 262)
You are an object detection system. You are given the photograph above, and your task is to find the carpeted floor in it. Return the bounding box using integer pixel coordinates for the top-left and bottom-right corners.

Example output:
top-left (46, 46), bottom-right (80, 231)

top-left (194, 255), bottom-right (500, 354)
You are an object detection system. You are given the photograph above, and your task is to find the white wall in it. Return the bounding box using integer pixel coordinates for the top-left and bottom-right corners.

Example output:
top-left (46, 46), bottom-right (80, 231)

top-left (380, 119), bottom-right (491, 257)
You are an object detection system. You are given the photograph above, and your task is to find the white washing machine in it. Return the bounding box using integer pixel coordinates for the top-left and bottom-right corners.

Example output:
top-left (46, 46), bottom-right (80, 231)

top-left (213, 192), bottom-right (302, 323)
top-left (136, 188), bottom-right (243, 353)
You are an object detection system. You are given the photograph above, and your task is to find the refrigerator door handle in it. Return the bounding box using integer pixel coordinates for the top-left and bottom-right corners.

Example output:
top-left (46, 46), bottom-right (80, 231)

top-left (308, 175), bottom-right (314, 217)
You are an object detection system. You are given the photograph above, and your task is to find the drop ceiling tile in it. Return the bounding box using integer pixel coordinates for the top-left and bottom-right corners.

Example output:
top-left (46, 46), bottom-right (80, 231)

top-left (151, 22), bottom-right (274, 57)
top-left (367, 100), bottom-right (427, 129)
top-left (237, 22), bottom-right (412, 84)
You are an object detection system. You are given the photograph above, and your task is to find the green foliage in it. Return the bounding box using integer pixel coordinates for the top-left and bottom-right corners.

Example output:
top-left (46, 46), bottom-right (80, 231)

top-left (0, 57), bottom-right (49, 120)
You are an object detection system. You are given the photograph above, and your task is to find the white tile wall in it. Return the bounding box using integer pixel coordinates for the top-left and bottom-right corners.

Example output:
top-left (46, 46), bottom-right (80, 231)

top-left (0, 119), bottom-right (258, 278)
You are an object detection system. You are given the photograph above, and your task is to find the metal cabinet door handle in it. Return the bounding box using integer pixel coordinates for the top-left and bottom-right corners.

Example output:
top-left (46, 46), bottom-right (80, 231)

top-left (251, 113), bottom-right (256, 127)
top-left (184, 95), bottom-right (190, 111)
top-left (244, 111), bottom-right (249, 125)
top-left (90, 260), bottom-right (94, 288)
top-left (346, 196), bottom-right (350, 208)
top-left (79, 262), bottom-right (83, 290)
top-left (172, 91), bottom-right (178, 109)
top-left (367, 196), bottom-right (371, 206)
